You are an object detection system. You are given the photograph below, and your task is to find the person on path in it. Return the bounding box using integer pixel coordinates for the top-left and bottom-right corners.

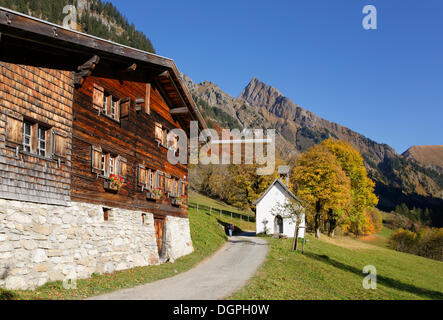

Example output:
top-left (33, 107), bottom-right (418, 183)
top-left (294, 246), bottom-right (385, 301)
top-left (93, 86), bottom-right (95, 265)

top-left (228, 223), bottom-right (234, 237)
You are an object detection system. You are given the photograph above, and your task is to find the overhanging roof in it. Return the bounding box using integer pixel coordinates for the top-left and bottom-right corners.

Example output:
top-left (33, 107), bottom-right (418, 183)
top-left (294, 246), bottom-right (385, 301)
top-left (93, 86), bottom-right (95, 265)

top-left (0, 6), bottom-right (208, 132)
top-left (253, 179), bottom-right (301, 206)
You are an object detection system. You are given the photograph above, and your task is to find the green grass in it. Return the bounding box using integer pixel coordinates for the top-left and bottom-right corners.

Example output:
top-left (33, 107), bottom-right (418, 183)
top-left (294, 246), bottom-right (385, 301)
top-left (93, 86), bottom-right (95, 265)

top-left (0, 206), bottom-right (227, 300)
top-left (230, 233), bottom-right (443, 300)
top-left (189, 190), bottom-right (254, 217)
top-left (189, 191), bottom-right (256, 231)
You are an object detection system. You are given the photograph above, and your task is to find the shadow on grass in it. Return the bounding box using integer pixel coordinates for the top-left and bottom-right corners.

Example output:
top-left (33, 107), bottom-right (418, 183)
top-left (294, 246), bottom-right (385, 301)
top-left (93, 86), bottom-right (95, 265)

top-left (305, 252), bottom-right (443, 300)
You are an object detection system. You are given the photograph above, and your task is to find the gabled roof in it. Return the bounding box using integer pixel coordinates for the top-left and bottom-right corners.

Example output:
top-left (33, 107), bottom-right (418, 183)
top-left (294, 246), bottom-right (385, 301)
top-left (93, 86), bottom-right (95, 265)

top-left (0, 6), bottom-right (208, 133)
top-left (253, 179), bottom-right (301, 205)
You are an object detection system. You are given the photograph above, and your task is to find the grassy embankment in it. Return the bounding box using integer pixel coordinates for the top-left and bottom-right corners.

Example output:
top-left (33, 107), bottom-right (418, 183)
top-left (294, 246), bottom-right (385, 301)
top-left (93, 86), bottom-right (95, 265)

top-left (0, 193), bottom-right (250, 300)
top-left (188, 190), bottom-right (256, 231)
top-left (230, 226), bottom-right (443, 300)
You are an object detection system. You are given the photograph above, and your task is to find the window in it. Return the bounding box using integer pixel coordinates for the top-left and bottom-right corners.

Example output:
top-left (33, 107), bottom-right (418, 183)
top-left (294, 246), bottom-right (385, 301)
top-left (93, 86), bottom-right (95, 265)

top-left (38, 126), bottom-right (47, 157)
top-left (148, 170), bottom-right (154, 190)
top-left (23, 122), bottom-right (32, 152)
top-left (159, 172), bottom-right (165, 190)
top-left (155, 123), bottom-right (162, 141)
top-left (92, 146), bottom-right (123, 178)
top-left (103, 92), bottom-right (120, 121)
top-left (166, 177), bottom-right (173, 193)
top-left (19, 120), bottom-right (50, 157)
top-left (138, 165), bottom-right (147, 187)
top-left (108, 154), bottom-right (117, 176)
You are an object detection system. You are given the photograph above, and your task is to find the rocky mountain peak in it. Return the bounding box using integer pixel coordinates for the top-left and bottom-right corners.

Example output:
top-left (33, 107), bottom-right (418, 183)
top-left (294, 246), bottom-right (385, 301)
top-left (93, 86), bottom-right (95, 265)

top-left (240, 77), bottom-right (284, 108)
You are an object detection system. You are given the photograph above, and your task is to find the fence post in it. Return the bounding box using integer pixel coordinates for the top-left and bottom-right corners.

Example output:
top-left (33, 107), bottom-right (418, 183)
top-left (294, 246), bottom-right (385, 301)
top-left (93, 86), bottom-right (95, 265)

top-left (196, 203), bottom-right (199, 213)
top-left (210, 207), bottom-right (212, 215)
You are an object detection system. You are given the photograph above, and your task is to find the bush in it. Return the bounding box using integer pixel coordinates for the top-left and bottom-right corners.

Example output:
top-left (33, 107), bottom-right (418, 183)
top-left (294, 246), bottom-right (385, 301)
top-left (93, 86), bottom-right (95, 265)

top-left (389, 229), bottom-right (417, 253)
top-left (389, 228), bottom-right (443, 261)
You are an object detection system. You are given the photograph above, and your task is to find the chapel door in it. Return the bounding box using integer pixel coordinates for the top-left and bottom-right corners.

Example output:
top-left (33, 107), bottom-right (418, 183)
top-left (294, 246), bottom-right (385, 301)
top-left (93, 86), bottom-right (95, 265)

top-left (154, 215), bottom-right (165, 256)
top-left (274, 215), bottom-right (283, 234)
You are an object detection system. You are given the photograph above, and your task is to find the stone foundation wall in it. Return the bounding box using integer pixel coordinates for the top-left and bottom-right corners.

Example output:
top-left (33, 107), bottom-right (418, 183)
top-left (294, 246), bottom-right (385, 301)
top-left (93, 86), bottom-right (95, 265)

top-left (0, 199), bottom-right (193, 290)
top-left (165, 215), bottom-right (194, 262)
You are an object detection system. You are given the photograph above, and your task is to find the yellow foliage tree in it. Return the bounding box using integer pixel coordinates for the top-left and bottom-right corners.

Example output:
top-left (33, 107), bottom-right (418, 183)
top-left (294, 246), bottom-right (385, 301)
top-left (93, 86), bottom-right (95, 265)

top-left (292, 144), bottom-right (352, 238)
top-left (321, 139), bottom-right (379, 235)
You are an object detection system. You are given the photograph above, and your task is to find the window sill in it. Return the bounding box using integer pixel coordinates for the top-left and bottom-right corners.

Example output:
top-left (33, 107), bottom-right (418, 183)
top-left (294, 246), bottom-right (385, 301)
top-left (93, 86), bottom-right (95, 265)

top-left (102, 114), bottom-right (120, 124)
top-left (20, 150), bottom-right (57, 163)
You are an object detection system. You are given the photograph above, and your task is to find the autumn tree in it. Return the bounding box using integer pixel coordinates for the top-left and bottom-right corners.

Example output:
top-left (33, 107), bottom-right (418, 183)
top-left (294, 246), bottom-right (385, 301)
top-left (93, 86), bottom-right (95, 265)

top-left (292, 144), bottom-right (352, 238)
top-left (321, 139), bottom-right (378, 235)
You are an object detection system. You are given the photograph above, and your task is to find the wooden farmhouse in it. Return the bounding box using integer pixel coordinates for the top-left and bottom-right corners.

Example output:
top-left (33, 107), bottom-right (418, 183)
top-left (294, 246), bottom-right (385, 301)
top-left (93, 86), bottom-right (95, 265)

top-left (0, 7), bottom-right (207, 290)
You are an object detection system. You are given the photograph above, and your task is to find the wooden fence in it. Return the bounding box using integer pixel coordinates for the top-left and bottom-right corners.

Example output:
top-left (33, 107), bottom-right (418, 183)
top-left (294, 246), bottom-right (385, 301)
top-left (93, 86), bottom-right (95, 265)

top-left (187, 201), bottom-right (256, 223)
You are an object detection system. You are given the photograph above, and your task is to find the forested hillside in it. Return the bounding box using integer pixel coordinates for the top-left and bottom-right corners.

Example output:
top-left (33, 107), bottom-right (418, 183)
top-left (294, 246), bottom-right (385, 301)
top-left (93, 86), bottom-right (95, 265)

top-left (0, 0), bottom-right (155, 53)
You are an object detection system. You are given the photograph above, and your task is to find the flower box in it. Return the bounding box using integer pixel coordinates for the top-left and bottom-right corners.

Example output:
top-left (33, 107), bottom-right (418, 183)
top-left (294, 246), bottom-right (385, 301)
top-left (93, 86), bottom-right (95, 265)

top-left (103, 181), bottom-right (118, 193)
top-left (146, 191), bottom-right (161, 201)
top-left (171, 197), bottom-right (183, 207)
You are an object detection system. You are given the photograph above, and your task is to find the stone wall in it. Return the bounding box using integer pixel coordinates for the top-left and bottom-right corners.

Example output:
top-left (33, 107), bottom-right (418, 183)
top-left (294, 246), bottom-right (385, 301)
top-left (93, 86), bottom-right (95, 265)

top-left (0, 199), bottom-right (193, 290)
top-left (165, 215), bottom-right (194, 262)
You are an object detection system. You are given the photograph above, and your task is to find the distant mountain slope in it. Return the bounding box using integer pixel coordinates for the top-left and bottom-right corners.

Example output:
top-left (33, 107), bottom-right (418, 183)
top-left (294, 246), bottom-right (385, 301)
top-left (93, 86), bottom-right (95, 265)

top-left (0, 0), bottom-right (155, 53)
top-left (403, 146), bottom-right (443, 172)
top-left (184, 75), bottom-right (443, 225)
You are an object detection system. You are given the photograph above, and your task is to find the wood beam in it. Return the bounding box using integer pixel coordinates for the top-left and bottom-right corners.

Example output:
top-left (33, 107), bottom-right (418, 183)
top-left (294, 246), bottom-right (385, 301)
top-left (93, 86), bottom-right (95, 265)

top-left (170, 107), bottom-right (188, 115)
top-left (74, 55), bottom-right (100, 87)
top-left (121, 63), bottom-right (137, 73)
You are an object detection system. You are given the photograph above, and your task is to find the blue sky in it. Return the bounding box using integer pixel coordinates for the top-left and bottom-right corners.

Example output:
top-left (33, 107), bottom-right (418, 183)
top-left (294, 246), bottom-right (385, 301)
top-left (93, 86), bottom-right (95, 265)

top-left (110, 0), bottom-right (442, 154)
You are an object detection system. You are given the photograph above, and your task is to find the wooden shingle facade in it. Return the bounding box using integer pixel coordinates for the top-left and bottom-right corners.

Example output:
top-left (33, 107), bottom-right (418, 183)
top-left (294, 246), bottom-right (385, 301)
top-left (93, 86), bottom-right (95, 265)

top-left (0, 7), bottom-right (207, 289)
top-left (0, 7), bottom-right (207, 217)
top-left (0, 63), bottom-right (73, 205)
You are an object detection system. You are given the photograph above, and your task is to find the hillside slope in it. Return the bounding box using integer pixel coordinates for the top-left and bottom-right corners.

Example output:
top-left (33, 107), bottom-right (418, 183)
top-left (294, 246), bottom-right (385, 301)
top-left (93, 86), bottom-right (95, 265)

top-left (230, 233), bottom-right (443, 300)
top-left (184, 75), bottom-right (443, 224)
top-left (403, 145), bottom-right (443, 173)
top-left (0, 0), bottom-right (155, 53)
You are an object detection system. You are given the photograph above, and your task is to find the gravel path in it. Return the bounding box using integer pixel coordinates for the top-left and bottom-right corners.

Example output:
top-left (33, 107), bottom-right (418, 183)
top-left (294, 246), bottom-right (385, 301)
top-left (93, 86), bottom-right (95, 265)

top-left (88, 233), bottom-right (268, 300)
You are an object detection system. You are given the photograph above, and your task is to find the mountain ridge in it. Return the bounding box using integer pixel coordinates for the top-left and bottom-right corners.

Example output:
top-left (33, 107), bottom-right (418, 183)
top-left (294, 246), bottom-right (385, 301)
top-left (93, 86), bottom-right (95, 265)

top-left (184, 74), bottom-right (443, 225)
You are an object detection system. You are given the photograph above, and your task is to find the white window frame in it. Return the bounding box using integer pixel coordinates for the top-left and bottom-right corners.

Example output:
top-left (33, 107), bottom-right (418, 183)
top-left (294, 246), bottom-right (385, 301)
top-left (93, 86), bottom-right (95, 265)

top-left (23, 121), bottom-right (32, 152)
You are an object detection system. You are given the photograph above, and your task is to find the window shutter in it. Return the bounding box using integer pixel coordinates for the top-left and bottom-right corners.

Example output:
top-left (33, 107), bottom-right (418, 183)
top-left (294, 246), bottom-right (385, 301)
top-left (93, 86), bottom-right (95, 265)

top-left (155, 123), bottom-right (162, 141)
top-left (119, 156), bottom-right (128, 177)
top-left (115, 100), bottom-right (120, 122)
top-left (138, 164), bottom-right (147, 187)
top-left (120, 98), bottom-right (130, 119)
top-left (93, 84), bottom-right (104, 110)
top-left (91, 145), bottom-right (102, 173)
top-left (155, 171), bottom-right (159, 188)
top-left (145, 83), bottom-right (151, 114)
top-left (52, 130), bottom-right (68, 158)
top-left (5, 114), bottom-right (23, 144)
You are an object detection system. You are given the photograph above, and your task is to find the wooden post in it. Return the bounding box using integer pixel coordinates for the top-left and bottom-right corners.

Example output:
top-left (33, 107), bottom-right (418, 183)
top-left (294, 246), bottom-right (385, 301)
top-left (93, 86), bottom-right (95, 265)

top-left (196, 203), bottom-right (199, 213)
top-left (210, 206), bottom-right (212, 215)
top-left (293, 226), bottom-right (299, 251)
top-left (302, 235), bottom-right (306, 254)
